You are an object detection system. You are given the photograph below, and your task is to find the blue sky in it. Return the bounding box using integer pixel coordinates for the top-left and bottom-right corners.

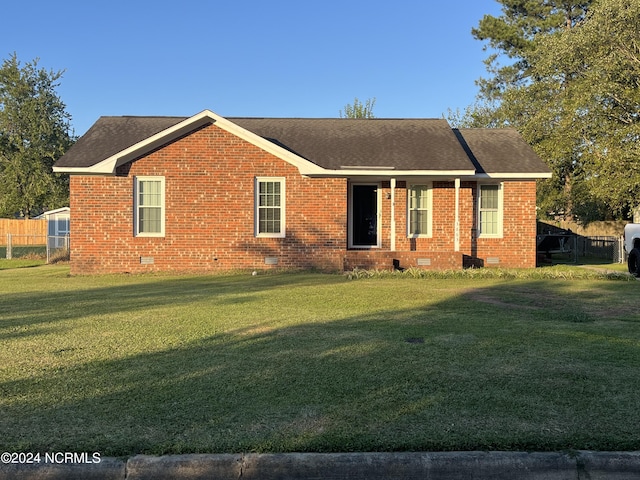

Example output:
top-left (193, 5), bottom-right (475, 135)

top-left (2, 1), bottom-right (502, 136)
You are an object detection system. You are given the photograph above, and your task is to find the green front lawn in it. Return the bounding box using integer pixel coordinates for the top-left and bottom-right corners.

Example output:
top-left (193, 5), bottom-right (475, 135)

top-left (0, 265), bottom-right (638, 456)
top-left (0, 258), bottom-right (47, 269)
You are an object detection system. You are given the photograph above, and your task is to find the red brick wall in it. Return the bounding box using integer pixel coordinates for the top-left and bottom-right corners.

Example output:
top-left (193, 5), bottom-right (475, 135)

top-left (474, 180), bottom-right (538, 268)
top-left (356, 180), bottom-right (538, 270)
top-left (69, 124), bottom-right (539, 274)
top-left (70, 124), bottom-right (347, 274)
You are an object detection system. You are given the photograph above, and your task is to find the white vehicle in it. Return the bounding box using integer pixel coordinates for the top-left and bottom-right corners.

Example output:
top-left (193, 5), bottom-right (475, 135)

top-left (624, 223), bottom-right (640, 276)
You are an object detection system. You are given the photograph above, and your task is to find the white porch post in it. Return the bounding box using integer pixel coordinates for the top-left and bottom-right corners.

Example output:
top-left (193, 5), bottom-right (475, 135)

top-left (390, 178), bottom-right (396, 251)
top-left (454, 178), bottom-right (461, 252)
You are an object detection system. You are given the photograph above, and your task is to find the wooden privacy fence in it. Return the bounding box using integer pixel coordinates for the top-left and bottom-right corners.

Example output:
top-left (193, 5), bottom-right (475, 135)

top-left (0, 219), bottom-right (47, 245)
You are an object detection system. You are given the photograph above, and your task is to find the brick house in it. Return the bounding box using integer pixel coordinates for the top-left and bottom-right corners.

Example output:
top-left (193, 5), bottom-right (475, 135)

top-left (53, 110), bottom-right (551, 274)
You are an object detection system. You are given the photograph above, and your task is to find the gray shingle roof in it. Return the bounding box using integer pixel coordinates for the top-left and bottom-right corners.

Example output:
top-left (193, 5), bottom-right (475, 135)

top-left (54, 114), bottom-right (551, 177)
top-left (454, 128), bottom-right (550, 174)
top-left (55, 116), bottom-right (187, 168)
top-left (230, 118), bottom-right (472, 171)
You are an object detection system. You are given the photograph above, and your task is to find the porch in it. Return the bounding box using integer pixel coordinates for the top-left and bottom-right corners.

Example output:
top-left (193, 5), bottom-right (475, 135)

top-left (343, 250), bottom-right (466, 271)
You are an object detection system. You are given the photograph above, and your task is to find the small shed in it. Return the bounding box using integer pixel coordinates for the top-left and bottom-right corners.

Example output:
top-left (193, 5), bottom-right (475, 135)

top-left (36, 207), bottom-right (70, 248)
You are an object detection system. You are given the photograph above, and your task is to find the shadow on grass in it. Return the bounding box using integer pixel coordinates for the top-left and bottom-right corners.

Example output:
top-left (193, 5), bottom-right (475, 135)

top-left (1, 273), bottom-right (640, 455)
top-left (0, 260), bottom-right (47, 270)
top-left (0, 272), bottom-right (343, 340)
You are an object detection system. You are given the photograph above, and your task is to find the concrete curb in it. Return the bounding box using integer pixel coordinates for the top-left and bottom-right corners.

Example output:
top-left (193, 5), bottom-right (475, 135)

top-left (2, 451), bottom-right (640, 479)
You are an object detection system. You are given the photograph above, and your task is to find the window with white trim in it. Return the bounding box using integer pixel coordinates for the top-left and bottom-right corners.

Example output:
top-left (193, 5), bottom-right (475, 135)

top-left (134, 176), bottom-right (165, 236)
top-left (408, 183), bottom-right (432, 237)
top-left (255, 177), bottom-right (285, 237)
top-left (478, 183), bottom-right (502, 237)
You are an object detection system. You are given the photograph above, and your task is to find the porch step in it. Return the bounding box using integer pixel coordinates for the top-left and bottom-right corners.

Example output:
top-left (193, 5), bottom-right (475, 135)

top-left (343, 251), bottom-right (466, 271)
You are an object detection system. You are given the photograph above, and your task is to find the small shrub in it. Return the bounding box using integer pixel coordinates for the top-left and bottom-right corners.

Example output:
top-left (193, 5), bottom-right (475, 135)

top-left (345, 266), bottom-right (632, 281)
top-left (21, 252), bottom-right (47, 260)
top-left (48, 249), bottom-right (70, 264)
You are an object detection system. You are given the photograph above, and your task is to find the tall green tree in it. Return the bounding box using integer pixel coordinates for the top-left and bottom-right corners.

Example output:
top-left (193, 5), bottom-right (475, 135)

top-left (468, 1), bottom-right (596, 221)
top-left (528, 0), bottom-right (640, 218)
top-left (340, 97), bottom-right (376, 119)
top-left (472, 0), bottom-right (591, 105)
top-left (0, 54), bottom-right (74, 218)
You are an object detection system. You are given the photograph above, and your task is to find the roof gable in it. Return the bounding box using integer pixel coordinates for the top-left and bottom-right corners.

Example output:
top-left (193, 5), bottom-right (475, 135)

top-left (53, 110), bottom-right (550, 179)
top-left (34, 207), bottom-right (70, 219)
top-left (54, 110), bottom-right (329, 175)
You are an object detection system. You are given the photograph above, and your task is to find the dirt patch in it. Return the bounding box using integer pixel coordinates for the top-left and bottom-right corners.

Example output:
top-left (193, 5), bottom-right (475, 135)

top-left (433, 333), bottom-right (477, 345)
top-left (465, 286), bottom-right (637, 321)
top-left (464, 288), bottom-right (543, 311)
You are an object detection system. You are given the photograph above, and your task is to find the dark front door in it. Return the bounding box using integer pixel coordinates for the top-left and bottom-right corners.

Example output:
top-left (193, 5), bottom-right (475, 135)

top-left (351, 184), bottom-right (378, 247)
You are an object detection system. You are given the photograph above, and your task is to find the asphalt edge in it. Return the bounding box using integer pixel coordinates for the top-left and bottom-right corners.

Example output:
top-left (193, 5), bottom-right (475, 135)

top-left (2, 451), bottom-right (640, 479)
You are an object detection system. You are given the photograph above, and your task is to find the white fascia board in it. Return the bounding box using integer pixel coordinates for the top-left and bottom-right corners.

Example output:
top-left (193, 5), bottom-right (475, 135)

top-left (473, 172), bottom-right (553, 180)
top-left (34, 206), bottom-right (70, 219)
top-left (53, 164), bottom-right (115, 175)
top-left (42, 207), bottom-right (70, 215)
top-left (302, 169), bottom-right (552, 180)
top-left (304, 169), bottom-right (477, 178)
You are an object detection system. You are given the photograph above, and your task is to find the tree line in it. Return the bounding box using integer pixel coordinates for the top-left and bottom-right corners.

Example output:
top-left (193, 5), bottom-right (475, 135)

top-left (452, 0), bottom-right (640, 223)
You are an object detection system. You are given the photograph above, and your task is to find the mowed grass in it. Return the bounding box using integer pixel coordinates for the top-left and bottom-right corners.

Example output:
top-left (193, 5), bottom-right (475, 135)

top-left (0, 258), bottom-right (46, 269)
top-left (1, 264), bottom-right (639, 456)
